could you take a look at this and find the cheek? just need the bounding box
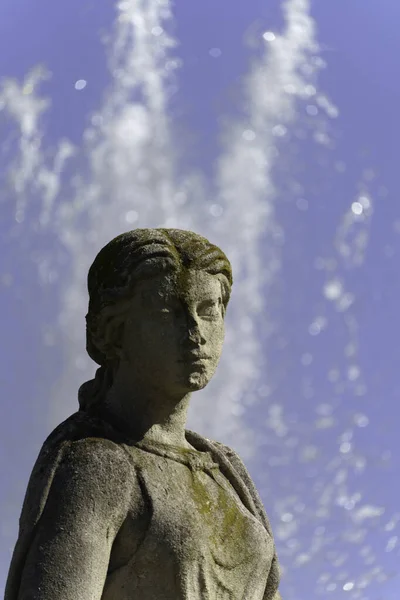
[138,319,182,355]
[206,320,225,352]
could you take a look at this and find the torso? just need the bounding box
[102,441,272,600]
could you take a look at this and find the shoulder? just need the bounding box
[52,432,136,501]
[39,410,133,476]
[59,437,132,481]
[23,416,135,528]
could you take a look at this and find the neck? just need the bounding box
[102,368,192,448]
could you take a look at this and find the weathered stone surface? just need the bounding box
[5,229,282,599]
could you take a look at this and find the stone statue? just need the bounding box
[5,228,282,600]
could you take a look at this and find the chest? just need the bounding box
[108,456,272,574]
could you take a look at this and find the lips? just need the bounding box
[178,352,211,362]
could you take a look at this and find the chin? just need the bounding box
[186,372,211,392]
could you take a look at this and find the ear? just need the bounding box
[103,314,127,363]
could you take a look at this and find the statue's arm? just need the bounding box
[16,439,131,600]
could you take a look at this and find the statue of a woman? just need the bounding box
[5,228,282,600]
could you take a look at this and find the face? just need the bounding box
[117,269,226,396]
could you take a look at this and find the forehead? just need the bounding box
[137,270,222,301]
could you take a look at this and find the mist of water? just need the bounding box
[0,0,321,447]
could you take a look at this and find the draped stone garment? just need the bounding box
[5,410,281,600]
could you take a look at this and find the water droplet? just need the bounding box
[343,582,354,591]
[359,195,371,211]
[23,83,34,95]
[281,513,294,523]
[316,416,336,429]
[209,204,223,217]
[242,129,256,141]
[296,198,308,211]
[263,31,276,42]
[351,201,363,216]
[340,442,352,454]
[336,293,355,312]
[209,47,222,58]
[301,353,313,366]
[75,80,87,91]
[91,115,103,127]
[335,161,346,173]
[151,26,163,36]
[125,210,139,224]
[323,279,343,301]
[284,84,296,94]
[354,413,369,428]
[304,85,316,96]
[348,365,360,381]
[306,105,318,116]
[309,316,326,336]
[1,273,13,287]
[272,124,287,137]
[385,536,398,552]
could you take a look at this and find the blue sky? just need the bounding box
[1,1,400,598]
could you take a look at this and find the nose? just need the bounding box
[185,313,205,345]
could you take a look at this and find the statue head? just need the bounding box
[78,228,233,412]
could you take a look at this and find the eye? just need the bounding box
[197,300,221,319]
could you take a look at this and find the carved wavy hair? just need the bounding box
[78,228,233,412]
